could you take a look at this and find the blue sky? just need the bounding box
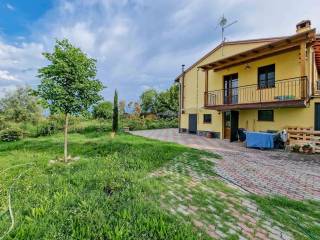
[0,0,319,102]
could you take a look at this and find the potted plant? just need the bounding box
[302,144,313,154]
[292,144,301,153]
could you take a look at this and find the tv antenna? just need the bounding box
[216,15,238,55]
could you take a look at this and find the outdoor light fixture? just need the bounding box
[245,63,251,70]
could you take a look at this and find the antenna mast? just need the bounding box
[217,15,238,55]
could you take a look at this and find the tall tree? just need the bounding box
[119,100,126,116]
[154,84,179,117]
[0,86,42,123]
[112,90,119,132]
[35,39,103,162]
[93,101,113,120]
[140,89,157,113]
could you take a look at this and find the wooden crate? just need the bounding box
[287,127,320,153]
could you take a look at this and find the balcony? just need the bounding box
[204,77,308,110]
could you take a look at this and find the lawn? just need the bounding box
[1,127,319,240]
[0,128,216,239]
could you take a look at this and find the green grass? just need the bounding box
[0,129,215,240]
[250,195,320,240]
[1,126,320,240]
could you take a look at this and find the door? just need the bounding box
[224,111,231,140]
[224,111,239,142]
[224,74,238,104]
[189,114,197,134]
[316,103,320,131]
[230,111,239,142]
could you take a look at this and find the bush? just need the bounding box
[123,117,178,131]
[0,128,24,142]
[36,121,59,137]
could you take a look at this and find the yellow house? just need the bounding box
[176,20,320,141]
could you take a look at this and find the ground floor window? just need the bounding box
[203,114,212,124]
[258,110,274,122]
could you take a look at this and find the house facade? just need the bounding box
[176,20,320,141]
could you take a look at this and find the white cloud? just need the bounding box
[6,3,15,11]
[0,70,17,81]
[0,40,44,93]
[2,0,320,101]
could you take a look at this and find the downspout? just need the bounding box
[178,80,181,133]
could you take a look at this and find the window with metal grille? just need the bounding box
[258,64,275,89]
[258,110,274,122]
[203,114,212,124]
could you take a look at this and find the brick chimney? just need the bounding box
[296,20,311,33]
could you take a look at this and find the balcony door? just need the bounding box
[224,74,238,104]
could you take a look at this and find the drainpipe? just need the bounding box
[197,67,199,135]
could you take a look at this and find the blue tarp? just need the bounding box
[246,131,275,149]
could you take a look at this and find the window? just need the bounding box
[258,110,274,122]
[258,64,275,89]
[203,114,212,124]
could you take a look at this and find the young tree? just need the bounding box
[35,39,103,162]
[92,101,113,120]
[112,90,119,132]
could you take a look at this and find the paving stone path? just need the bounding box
[149,153,294,240]
[132,129,320,201]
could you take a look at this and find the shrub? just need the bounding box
[123,117,178,131]
[36,121,59,137]
[0,128,24,142]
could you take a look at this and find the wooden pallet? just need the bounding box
[287,127,320,153]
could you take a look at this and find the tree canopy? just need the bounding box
[0,86,42,123]
[35,39,104,115]
[139,84,178,118]
[93,101,113,120]
[140,89,157,114]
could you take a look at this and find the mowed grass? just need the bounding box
[0,129,217,240]
[250,195,320,240]
[1,127,320,240]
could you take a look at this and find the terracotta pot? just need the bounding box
[302,146,313,154]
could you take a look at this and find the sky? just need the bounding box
[0,0,319,102]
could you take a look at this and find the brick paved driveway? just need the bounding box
[131,128,320,201]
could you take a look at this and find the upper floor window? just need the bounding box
[258,64,275,89]
[203,114,212,124]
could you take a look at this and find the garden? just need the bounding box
[1,39,319,240]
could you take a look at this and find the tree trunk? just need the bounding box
[64,113,69,162]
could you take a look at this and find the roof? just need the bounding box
[174,36,286,82]
[199,28,316,72]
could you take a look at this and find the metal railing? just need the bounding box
[204,76,308,107]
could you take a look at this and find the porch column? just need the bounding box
[300,42,307,98]
[204,69,209,106]
[300,42,307,76]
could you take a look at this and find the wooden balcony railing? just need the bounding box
[204,76,308,109]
